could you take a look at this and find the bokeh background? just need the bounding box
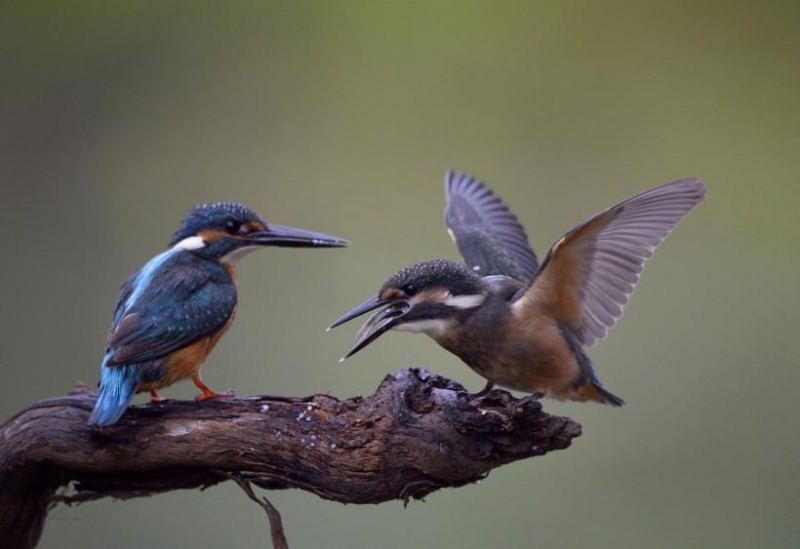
[2,2,798,548]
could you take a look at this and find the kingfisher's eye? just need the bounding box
[402,284,417,297]
[224,220,242,234]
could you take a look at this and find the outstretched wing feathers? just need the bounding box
[514,178,706,347]
[444,170,538,282]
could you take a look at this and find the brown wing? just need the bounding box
[513,178,706,347]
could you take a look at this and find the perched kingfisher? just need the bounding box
[330,172,705,405]
[88,202,348,427]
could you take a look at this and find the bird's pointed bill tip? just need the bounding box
[251,225,349,248]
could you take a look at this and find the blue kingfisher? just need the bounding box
[88,202,348,427]
[329,171,705,405]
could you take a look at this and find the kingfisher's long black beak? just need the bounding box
[328,295,410,361]
[246,224,349,248]
[329,295,388,330]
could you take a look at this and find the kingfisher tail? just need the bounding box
[88,363,140,427]
[588,382,626,407]
[562,381,626,406]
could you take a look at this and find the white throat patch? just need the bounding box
[221,245,259,264]
[394,318,454,336]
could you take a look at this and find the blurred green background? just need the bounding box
[1,1,798,548]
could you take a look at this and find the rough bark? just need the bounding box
[0,368,581,549]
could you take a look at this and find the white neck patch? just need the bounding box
[173,235,206,251]
[443,293,485,309]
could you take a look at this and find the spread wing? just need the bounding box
[444,170,538,282]
[105,258,237,366]
[513,178,706,347]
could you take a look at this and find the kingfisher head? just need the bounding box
[169,202,348,262]
[329,259,488,360]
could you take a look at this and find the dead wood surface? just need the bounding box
[0,368,581,549]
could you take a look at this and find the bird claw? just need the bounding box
[465,381,495,401]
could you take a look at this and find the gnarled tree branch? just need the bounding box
[0,368,581,549]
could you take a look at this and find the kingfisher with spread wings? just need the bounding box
[329,171,705,405]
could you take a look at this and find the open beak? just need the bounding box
[245,224,349,248]
[328,295,410,360]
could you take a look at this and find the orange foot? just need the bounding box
[193,378,234,402]
[149,390,166,404]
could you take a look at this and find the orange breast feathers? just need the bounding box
[139,311,236,391]
[470,311,581,394]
